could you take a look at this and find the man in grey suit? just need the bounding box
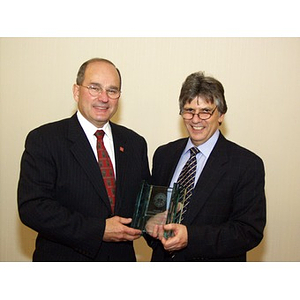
[18,58,150,261]
[147,72,266,261]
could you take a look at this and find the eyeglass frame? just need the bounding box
[180,106,218,120]
[79,84,121,99]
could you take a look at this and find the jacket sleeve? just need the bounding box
[17,128,105,259]
[186,155,266,260]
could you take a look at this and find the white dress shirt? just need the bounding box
[76,111,116,177]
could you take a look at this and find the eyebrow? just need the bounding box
[89,82,120,90]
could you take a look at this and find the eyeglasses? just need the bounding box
[80,85,121,99]
[181,106,218,120]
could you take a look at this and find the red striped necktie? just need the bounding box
[94,130,116,213]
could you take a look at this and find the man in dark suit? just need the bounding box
[18,58,150,261]
[147,72,266,261]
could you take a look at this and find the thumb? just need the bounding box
[164,223,176,231]
[119,217,132,225]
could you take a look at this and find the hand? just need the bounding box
[160,223,188,252]
[148,224,165,240]
[145,211,167,236]
[103,216,142,242]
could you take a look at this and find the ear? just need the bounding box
[73,84,79,103]
[218,113,225,125]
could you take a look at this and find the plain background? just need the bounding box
[0,37,299,262]
[1,2,299,299]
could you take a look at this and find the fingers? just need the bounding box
[144,211,168,236]
[157,225,165,240]
[119,217,132,225]
[147,224,164,239]
[161,224,188,251]
[163,223,176,231]
[103,216,142,242]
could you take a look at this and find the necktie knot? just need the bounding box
[95,130,105,140]
[190,147,200,156]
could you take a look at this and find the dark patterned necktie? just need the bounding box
[177,147,200,221]
[95,130,116,213]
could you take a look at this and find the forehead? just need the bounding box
[84,61,120,86]
[184,96,214,108]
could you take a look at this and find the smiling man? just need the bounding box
[18,58,150,261]
[147,71,266,262]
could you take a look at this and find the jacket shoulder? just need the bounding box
[28,116,73,135]
[110,122,147,143]
[217,134,264,165]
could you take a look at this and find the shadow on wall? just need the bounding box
[247,234,267,262]
[17,219,37,261]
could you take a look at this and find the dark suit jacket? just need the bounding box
[18,114,150,261]
[149,132,266,262]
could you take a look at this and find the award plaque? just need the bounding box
[131,181,186,236]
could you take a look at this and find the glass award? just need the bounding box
[131,181,186,236]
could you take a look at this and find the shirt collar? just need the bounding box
[185,130,220,158]
[76,110,113,140]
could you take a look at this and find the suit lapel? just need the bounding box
[168,140,188,186]
[162,139,188,187]
[183,134,229,224]
[67,115,112,212]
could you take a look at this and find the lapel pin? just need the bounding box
[119,146,124,152]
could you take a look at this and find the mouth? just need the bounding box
[93,105,109,111]
[191,125,205,131]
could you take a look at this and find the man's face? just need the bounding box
[182,96,224,146]
[73,61,120,128]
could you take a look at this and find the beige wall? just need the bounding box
[0,37,299,261]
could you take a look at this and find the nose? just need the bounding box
[97,90,109,102]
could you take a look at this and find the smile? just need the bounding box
[94,105,108,110]
[192,125,204,130]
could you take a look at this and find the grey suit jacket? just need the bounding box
[149,132,266,261]
[18,114,150,261]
